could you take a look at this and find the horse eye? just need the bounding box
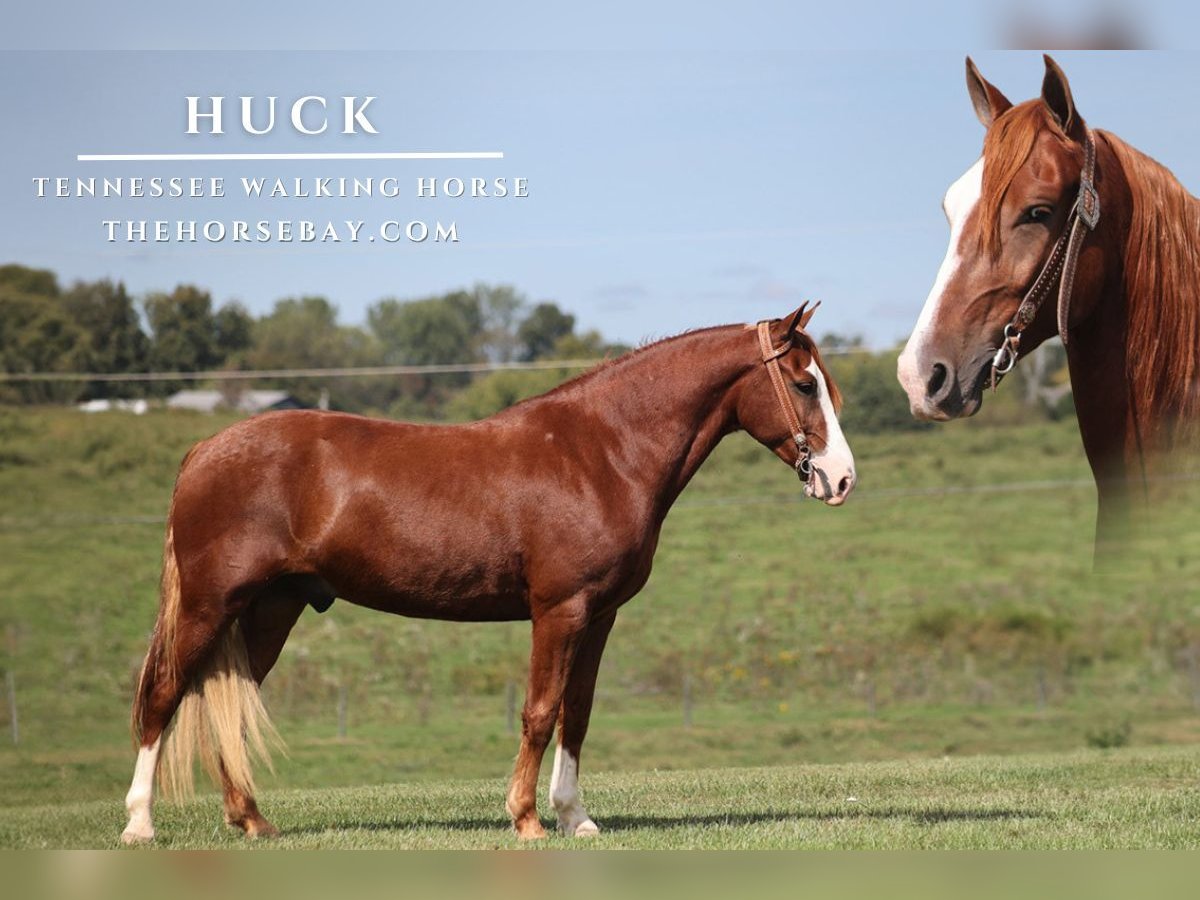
[1022,204,1054,224]
[795,381,817,397]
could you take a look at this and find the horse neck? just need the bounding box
[1066,285,1138,547]
[537,327,756,506]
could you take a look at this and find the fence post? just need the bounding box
[1187,643,1200,711]
[682,674,693,728]
[5,670,17,746]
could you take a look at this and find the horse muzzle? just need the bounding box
[898,354,988,421]
[805,462,856,506]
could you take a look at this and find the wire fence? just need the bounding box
[0,346,885,383]
[0,476,1107,533]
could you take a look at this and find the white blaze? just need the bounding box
[549,744,599,837]
[897,158,984,401]
[122,737,161,844]
[805,361,856,504]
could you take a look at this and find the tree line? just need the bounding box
[0,263,1070,428]
[0,264,623,417]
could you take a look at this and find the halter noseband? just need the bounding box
[756,320,813,479]
[990,127,1100,389]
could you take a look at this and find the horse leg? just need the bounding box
[123,587,236,844]
[217,587,308,838]
[506,604,588,840]
[124,528,290,844]
[550,610,616,837]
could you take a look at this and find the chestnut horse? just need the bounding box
[898,55,1200,554]
[121,304,856,844]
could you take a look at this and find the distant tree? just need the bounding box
[368,291,482,367]
[367,290,486,412]
[517,303,575,361]
[817,332,866,352]
[238,296,378,409]
[445,366,576,421]
[60,279,148,398]
[821,347,930,435]
[0,264,59,299]
[213,301,255,361]
[550,329,628,360]
[474,284,526,363]
[446,329,629,421]
[0,273,91,404]
[143,285,221,375]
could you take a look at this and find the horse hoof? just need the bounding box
[244,819,280,839]
[515,820,548,841]
[120,826,154,845]
[571,819,600,838]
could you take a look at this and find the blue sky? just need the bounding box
[2,47,1198,348]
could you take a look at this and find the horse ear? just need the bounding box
[966,57,1012,128]
[1042,54,1084,139]
[786,300,821,337]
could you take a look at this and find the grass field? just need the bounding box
[2,402,1200,848]
[4,745,1199,849]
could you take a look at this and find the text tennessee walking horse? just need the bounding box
[122,304,856,844]
[897,55,1200,554]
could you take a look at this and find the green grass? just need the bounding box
[2,404,1200,848]
[4,745,1199,848]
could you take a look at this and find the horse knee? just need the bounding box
[521,701,558,743]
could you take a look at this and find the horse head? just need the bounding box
[898,55,1109,421]
[741,302,857,505]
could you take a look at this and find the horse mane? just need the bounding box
[975,101,1070,256]
[979,101,1200,442]
[505,322,842,412]
[1103,131,1200,440]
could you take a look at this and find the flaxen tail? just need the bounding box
[130,523,183,746]
[130,521,282,800]
[159,618,282,799]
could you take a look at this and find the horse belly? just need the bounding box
[315,532,533,623]
[335,585,532,622]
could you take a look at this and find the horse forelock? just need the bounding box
[976,101,1069,257]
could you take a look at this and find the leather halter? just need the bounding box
[990,127,1100,389]
[756,320,813,479]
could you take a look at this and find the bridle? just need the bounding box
[756,320,813,480]
[990,127,1101,389]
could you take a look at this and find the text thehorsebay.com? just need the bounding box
[30,95,527,245]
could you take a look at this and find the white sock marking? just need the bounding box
[549,744,598,836]
[122,738,160,843]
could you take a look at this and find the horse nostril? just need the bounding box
[926,362,949,398]
[837,476,852,496]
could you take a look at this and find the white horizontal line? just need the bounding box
[0,346,882,383]
[0,358,603,383]
[76,151,505,162]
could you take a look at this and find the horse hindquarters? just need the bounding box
[122,522,289,843]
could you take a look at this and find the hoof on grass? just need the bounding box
[120,826,154,846]
[515,819,548,841]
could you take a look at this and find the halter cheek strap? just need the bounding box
[991,127,1100,389]
[756,320,812,478]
